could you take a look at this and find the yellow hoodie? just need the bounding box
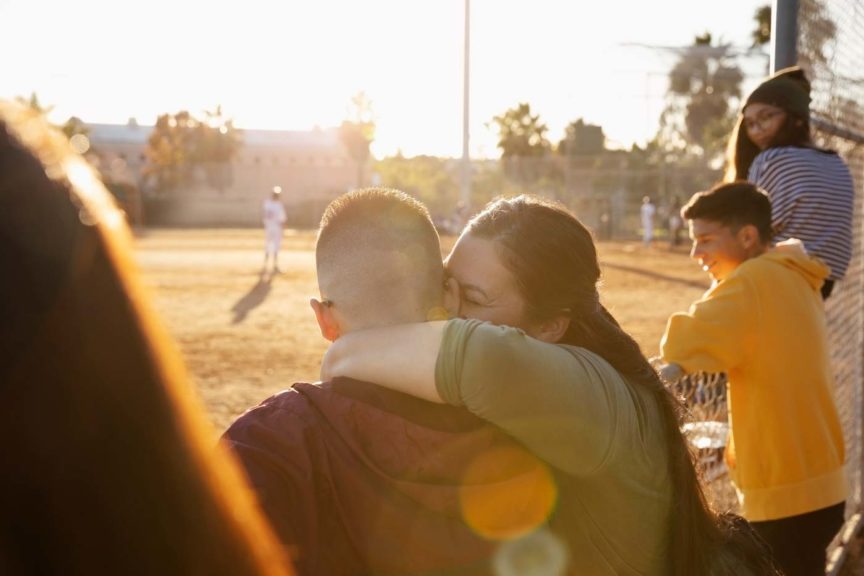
[661,244,847,522]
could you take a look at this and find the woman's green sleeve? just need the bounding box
[435,318,629,476]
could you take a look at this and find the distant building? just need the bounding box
[86,120,359,227]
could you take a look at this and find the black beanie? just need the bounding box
[744,66,811,118]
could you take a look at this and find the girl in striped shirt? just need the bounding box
[724,66,854,299]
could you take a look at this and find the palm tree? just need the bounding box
[491,103,550,159]
[15,92,54,117]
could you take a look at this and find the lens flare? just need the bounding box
[493,528,569,576]
[459,445,557,541]
[70,134,90,154]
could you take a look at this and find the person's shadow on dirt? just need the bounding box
[231,274,273,324]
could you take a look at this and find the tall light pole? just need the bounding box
[771,0,798,72]
[460,0,471,210]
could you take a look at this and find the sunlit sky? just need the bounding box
[1,0,770,158]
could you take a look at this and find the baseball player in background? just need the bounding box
[263,186,287,274]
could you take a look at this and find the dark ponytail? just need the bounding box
[569,305,721,575]
[466,195,780,575]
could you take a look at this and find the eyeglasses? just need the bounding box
[743,109,785,132]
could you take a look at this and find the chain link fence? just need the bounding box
[800,0,864,571]
[375,155,720,241]
[668,0,864,571]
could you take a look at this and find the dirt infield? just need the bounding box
[133,228,864,575]
[132,228,709,432]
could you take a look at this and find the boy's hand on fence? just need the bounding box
[656,362,684,385]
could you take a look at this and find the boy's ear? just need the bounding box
[310,298,341,342]
[737,224,761,250]
[443,276,461,318]
[532,313,571,344]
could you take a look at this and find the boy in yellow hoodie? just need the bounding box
[658,182,846,576]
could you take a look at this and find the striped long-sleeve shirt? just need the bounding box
[749,146,854,280]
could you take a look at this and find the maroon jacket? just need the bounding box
[224,378,531,575]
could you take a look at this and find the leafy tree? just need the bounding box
[61,116,88,138]
[199,106,241,163]
[471,161,530,208]
[374,154,458,218]
[558,118,605,156]
[15,92,53,116]
[798,0,837,73]
[199,105,242,191]
[145,111,193,193]
[59,116,93,157]
[751,1,836,74]
[657,33,743,161]
[14,93,90,139]
[144,108,241,193]
[15,93,90,151]
[752,5,771,47]
[339,91,376,189]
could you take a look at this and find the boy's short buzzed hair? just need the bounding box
[318,187,434,243]
[682,182,773,243]
[317,188,440,266]
[316,187,444,329]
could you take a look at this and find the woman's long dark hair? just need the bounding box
[465,195,779,576]
[724,111,812,182]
